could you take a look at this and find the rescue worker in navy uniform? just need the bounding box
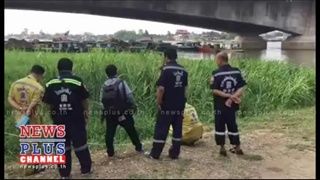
[210,51,246,156]
[146,48,188,159]
[43,58,92,179]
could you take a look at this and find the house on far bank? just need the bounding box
[136,37,153,43]
[174,29,190,41]
[5,38,34,51]
[33,39,53,51]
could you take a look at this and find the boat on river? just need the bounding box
[175,41,201,52]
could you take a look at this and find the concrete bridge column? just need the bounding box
[282,0,315,50]
[235,35,267,50]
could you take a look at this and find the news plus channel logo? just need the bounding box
[19,125,66,169]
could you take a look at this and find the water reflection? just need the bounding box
[178,42,315,68]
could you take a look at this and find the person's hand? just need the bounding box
[225,98,233,107]
[19,106,28,113]
[157,104,162,111]
[230,95,241,104]
[25,108,32,116]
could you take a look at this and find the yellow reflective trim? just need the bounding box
[64,79,81,86]
[65,80,81,86]
[46,79,61,87]
[46,78,82,87]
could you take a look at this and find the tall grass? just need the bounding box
[4,50,315,162]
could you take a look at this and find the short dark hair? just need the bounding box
[31,65,45,75]
[164,48,177,61]
[57,58,73,71]
[105,64,117,77]
[216,51,229,62]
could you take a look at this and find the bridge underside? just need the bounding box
[5,0,295,35]
[5,0,315,50]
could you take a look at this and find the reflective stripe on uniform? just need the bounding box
[215,131,226,136]
[214,71,240,77]
[163,66,185,71]
[228,132,239,136]
[64,78,82,86]
[74,144,88,152]
[153,139,166,143]
[172,138,181,141]
[46,79,61,87]
[46,78,82,87]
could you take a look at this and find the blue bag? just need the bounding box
[15,115,30,129]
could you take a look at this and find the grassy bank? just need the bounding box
[4,50,315,162]
[5,106,315,179]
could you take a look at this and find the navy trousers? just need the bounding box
[214,108,240,146]
[57,121,92,177]
[150,110,183,159]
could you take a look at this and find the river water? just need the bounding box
[178,42,315,68]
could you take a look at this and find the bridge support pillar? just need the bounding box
[281,35,315,50]
[235,35,267,50]
[282,0,315,50]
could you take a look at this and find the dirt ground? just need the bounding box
[5,108,315,179]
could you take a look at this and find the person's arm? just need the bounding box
[7,83,25,111]
[26,88,44,116]
[82,98,89,124]
[210,71,223,98]
[234,69,247,98]
[229,70,247,102]
[232,87,245,98]
[156,86,165,110]
[99,85,104,106]
[122,81,135,105]
[155,69,167,110]
[213,89,232,98]
[8,96,26,111]
[127,93,135,105]
[79,80,90,125]
[25,101,39,116]
[184,72,188,101]
[184,88,188,99]
[121,81,137,115]
[99,85,105,122]
[42,85,53,119]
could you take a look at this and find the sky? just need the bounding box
[5,9,218,35]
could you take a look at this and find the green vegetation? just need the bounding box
[4,50,315,163]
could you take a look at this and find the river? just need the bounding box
[178,42,315,68]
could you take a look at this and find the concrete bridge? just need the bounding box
[5,0,315,50]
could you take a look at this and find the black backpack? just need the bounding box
[101,79,128,114]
